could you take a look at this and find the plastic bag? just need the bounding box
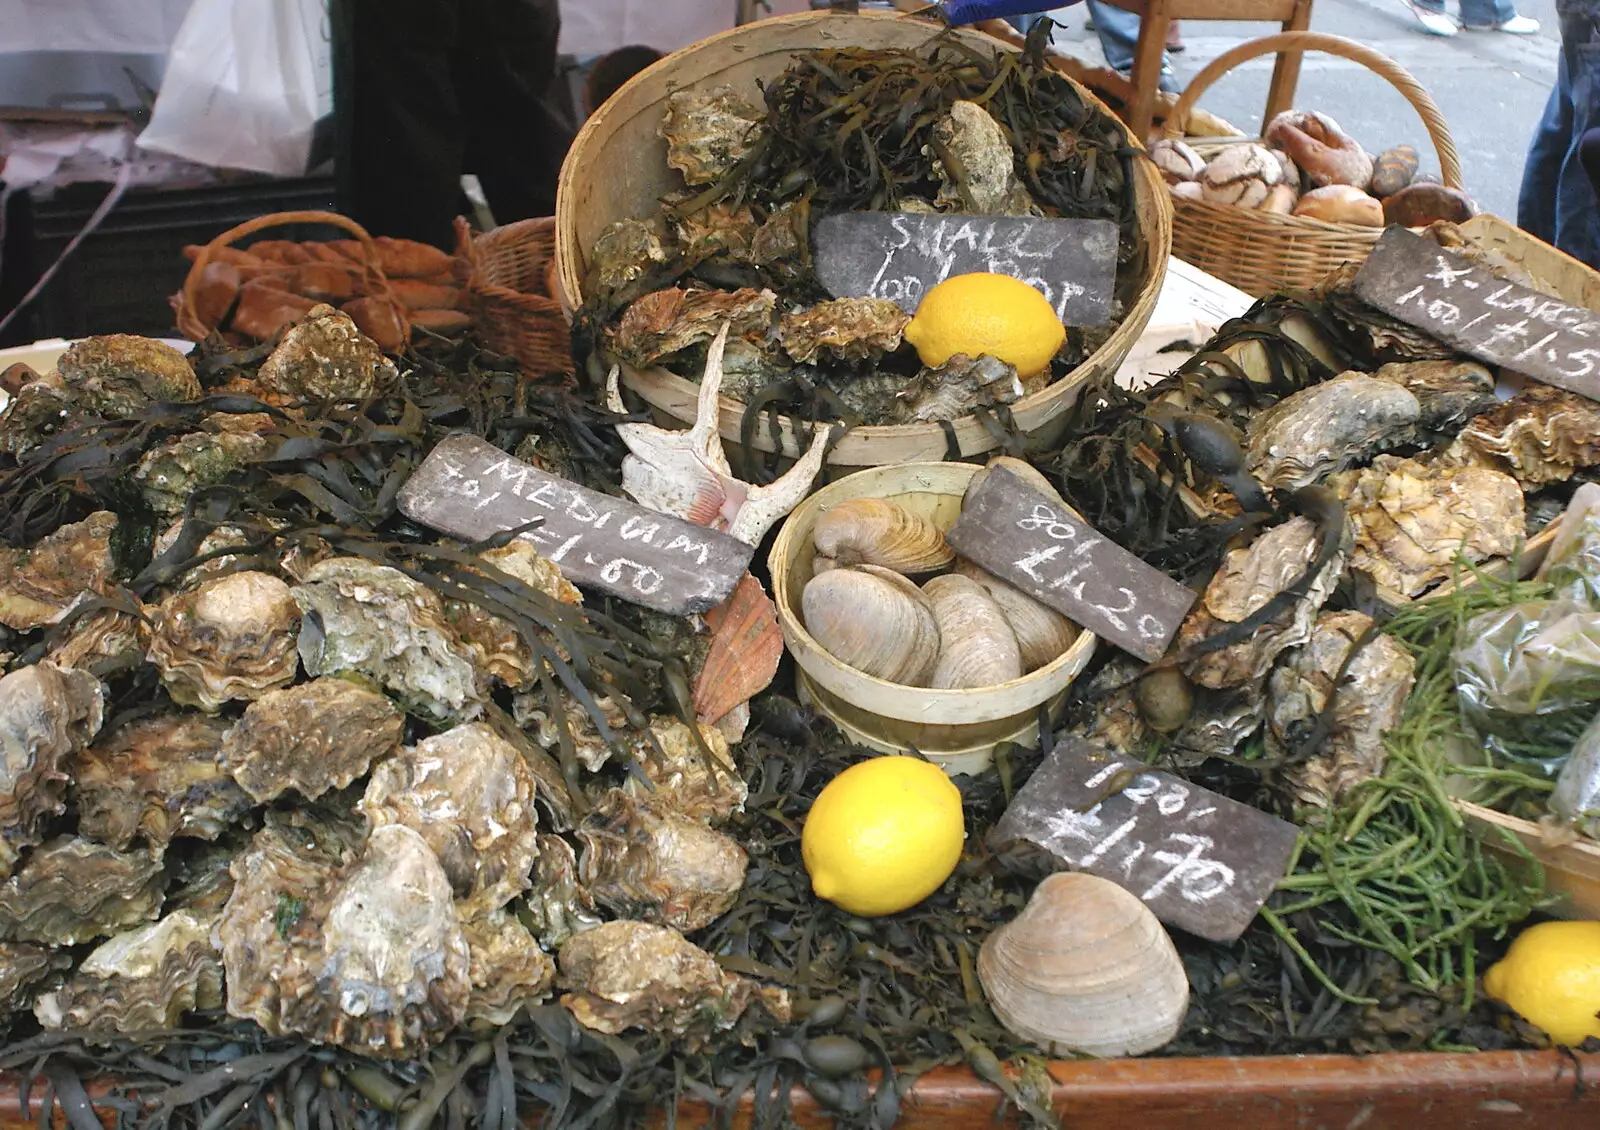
[1536,482,1600,604]
[136,0,332,177]
[1550,710,1600,840]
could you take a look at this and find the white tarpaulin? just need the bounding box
[557,0,813,58]
[0,0,195,54]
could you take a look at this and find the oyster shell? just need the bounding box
[461,909,555,1026]
[0,837,164,945]
[257,305,399,401]
[149,520,272,590]
[74,713,248,852]
[520,690,632,775]
[0,943,69,1020]
[447,540,583,691]
[218,822,471,1058]
[146,570,301,712]
[558,920,788,1048]
[622,716,748,825]
[134,430,274,515]
[611,286,775,369]
[588,217,672,297]
[167,837,242,918]
[1444,385,1600,487]
[1371,359,1496,435]
[1328,455,1524,598]
[0,661,104,879]
[0,372,88,457]
[1178,516,1346,689]
[56,335,201,418]
[927,101,1037,216]
[889,354,1023,424]
[360,722,541,920]
[670,200,759,262]
[660,87,765,187]
[292,557,484,722]
[34,910,222,1038]
[219,676,403,803]
[778,298,910,366]
[47,603,145,677]
[524,833,601,951]
[577,789,747,933]
[0,511,117,631]
[1266,611,1416,809]
[1245,374,1420,490]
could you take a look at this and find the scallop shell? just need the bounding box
[812,498,954,575]
[258,305,399,401]
[145,570,301,712]
[0,662,104,879]
[953,560,1079,672]
[0,511,116,631]
[0,837,165,946]
[219,676,402,804]
[801,564,940,686]
[1245,373,1420,490]
[923,573,1023,690]
[977,872,1188,1058]
[461,909,555,1027]
[692,573,782,729]
[622,716,748,826]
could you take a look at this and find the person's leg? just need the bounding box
[1547,7,1600,264]
[1400,0,1459,35]
[1521,45,1574,246]
[1086,0,1175,92]
[1461,0,1539,31]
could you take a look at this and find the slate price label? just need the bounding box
[990,737,1300,942]
[813,212,1118,326]
[946,467,1196,662]
[397,434,753,616]
[1354,226,1600,401]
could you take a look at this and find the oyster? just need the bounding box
[0,511,116,631]
[47,603,145,677]
[0,837,164,945]
[0,943,69,1020]
[167,838,242,918]
[660,87,765,187]
[74,713,248,852]
[146,570,301,712]
[360,723,541,920]
[461,909,555,1026]
[149,521,274,589]
[577,789,747,932]
[611,286,775,368]
[34,910,222,1038]
[448,540,583,691]
[56,335,201,417]
[292,557,484,721]
[623,716,748,825]
[1266,611,1416,809]
[219,676,403,803]
[0,372,87,457]
[1445,385,1600,487]
[257,304,399,401]
[1170,681,1270,762]
[927,101,1037,216]
[520,690,632,775]
[1371,359,1496,435]
[716,337,793,405]
[889,354,1022,424]
[670,200,758,262]
[218,822,471,1058]
[588,217,672,297]
[558,920,787,1048]
[778,298,910,365]
[1329,455,1524,598]
[1245,374,1420,490]
[133,430,274,516]
[0,662,104,878]
[749,202,806,272]
[1178,516,1346,689]
[524,833,601,951]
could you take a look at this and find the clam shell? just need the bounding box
[978,873,1188,1058]
[801,565,940,686]
[953,559,1078,672]
[923,574,1023,690]
[811,498,954,576]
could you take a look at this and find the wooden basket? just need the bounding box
[554,9,1172,468]
[456,216,574,377]
[768,462,1097,776]
[1161,32,1463,297]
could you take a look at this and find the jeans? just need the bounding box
[1520,1,1600,267]
[1413,0,1516,24]
[1086,0,1175,90]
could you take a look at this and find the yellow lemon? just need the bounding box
[1483,920,1600,1046]
[802,755,964,917]
[903,272,1066,378]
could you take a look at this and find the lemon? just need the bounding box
[903,273,1066,378]
[1483,920,1600,1046]
[802,755,965,917]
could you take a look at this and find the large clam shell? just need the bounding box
[801,564,940,686]
[978,872,1188,1058]
[811,498,954,576]
[953,559,1078,673]
[923,574,1023,690]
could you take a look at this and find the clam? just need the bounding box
[801,565,940,686]
[953,559,1078,672]
[962,456,1069,512]
[811,498,954,576]
[923,574,1023,690]
[978,873,1188,1058]
[145,570,301,712]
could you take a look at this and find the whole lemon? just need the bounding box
[903,273,1066,378]
[802,755,964,917]
[1483,920,1600,1046]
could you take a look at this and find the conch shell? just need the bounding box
[954,560,1078,672]
[811,498,954,575]
[923,574,1022,690]
[977,872,1188,1058]
[801,565,940,686]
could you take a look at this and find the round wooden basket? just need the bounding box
[455,216,574,377]
[1161,32,1463,297]
[554,9,1171,469]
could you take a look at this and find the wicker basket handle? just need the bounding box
[176,210,409,343]
[1159,31,1462,191]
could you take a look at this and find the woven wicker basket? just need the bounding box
[456,216,573,378]
[1162,32,1463,297]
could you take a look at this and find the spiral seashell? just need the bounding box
[978,873,1188,1058]
[811,498,953,576]
[801,565,939,686]
[923,574,1023,690]
[953,560,1078,672]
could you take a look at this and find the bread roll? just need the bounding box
[1199,144,1282,208]
[1170,180,1205,201]
[1260,183,1298,214]
[372,237,455,279]
[1382,182,1476,227]
[1148,138,1206,184]
[1371,145,1420,198]
[285,263,357,302]
[192,261,242,331]
[390,278,462,311]
[409,308,472,334]
[342,296,408,352]
[1264,110,1373,191]
[232,280,318,340]
[1292,184,1384,227]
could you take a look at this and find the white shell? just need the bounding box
[977,873,1188,1058]
[1199,143,1282,208]
[923,574,1022,690]
[801,565,940,686]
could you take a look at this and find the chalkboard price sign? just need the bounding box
[813,212,1118,327]
[1354,227,1600,401]
[398,435,753,616]
[946,467,1196,662]
[990,737,1300,942]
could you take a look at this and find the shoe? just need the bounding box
[1464,14,1540,32]
[1166,22,1186,52]
[1401,0,1459,34]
